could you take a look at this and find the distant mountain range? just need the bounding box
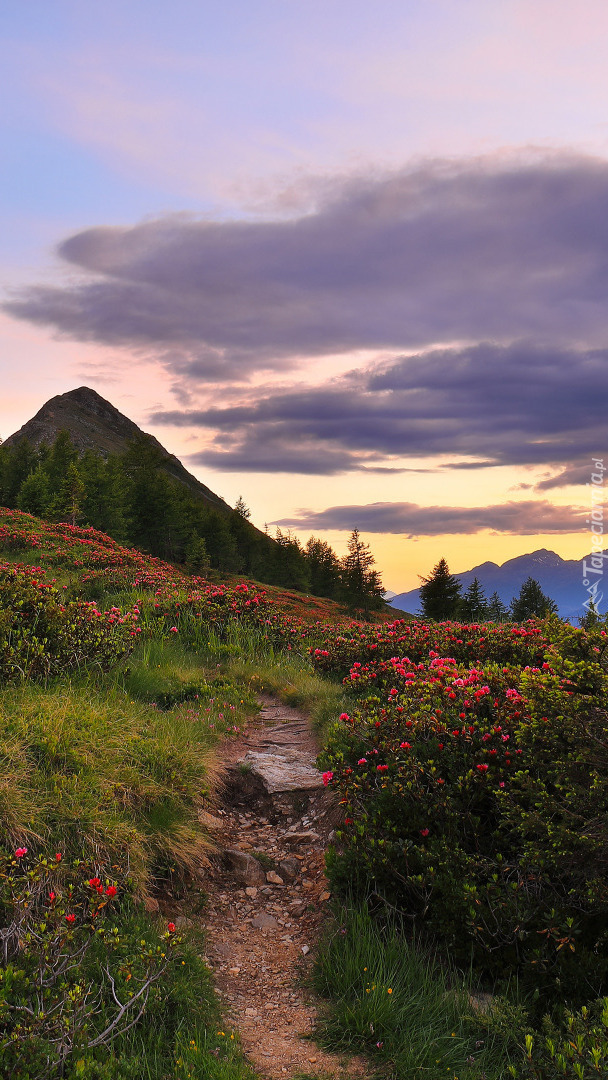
[389,548,604,621]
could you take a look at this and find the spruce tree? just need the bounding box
[459,577,488,623]
[487,591,510,623]
[340,529,384,613]
[418,558,461,620]
[510,577,558,620]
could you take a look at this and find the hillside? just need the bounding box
[3,385,231,513]
[390,547,599,621]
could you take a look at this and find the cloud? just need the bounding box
[153,340,608,472]
[535,462,602,489]
[275,500,583,536]
[8,152,608,382]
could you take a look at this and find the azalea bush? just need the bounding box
[0,847,181,1078]
[0,563,134,681]
[321,625,608,1008]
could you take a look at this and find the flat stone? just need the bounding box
[223,849,266,886]
[266,870,284,885]
[239,750,324,794]
[175,916,194,928]
[286,831,320,847]
[251,912,280,929]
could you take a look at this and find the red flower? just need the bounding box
[106,885,117,897]
[65,913,76,923]
[14,847,27,858]
[48,892,56,904]
[168,922,176,933]
[420,828,430,837]
[377,764,389,772]
[89,877,101,889]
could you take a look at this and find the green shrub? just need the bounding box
[508,1000,608,1078]
[0,564,133,682]
[0,847,180,1078]
[321,637,608,1009]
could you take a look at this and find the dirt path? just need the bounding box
[198,697,367,1080]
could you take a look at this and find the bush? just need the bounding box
[0,564,133,682]
[320,629,608,1009]
[0,847,180,1078]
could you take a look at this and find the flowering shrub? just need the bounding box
[0,847,181,1078]
[0,564,134,681]
[321,626,608,1007]
[310,619,555,680]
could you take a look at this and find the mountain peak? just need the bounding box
[4,386,231,513]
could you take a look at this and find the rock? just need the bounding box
[286,831,319,847]
[239,750,325,794]
[245,886,258,898]
[279,857,300,880]
[319,891,331,902]
[223,849,266,886]
[251,912,280,929]
[175,916,194,928]
[266,870,284,885]
[301,944,310,955]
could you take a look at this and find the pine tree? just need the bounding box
[16,465,51,517]
[185,532,211,575]
[340,529,384,613]
[305,537,341,598]
[234,496,251,520]
[418,558,461,620]
[510,577,558,621]
[487,591,510,623]
[459,577,488,623]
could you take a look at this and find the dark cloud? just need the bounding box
[7,153,608,379]
[153,340,608,472]
[535,461,603,490]
[275,500,583,536]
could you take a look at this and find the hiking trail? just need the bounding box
[198,695,367,1080]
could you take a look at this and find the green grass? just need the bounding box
[312,903,516,1080]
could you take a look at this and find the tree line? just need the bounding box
[418,557,558,622]
[0,432,385,612]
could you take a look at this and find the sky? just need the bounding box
[2,0,607,592]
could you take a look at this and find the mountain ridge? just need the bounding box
[3,385,232,514]
[389,547,602,621]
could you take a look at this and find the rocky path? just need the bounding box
[199,697,367,1080]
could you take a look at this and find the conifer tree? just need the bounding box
[340,529,384,613]
[458,577,488,622]
[418,558,461,620]
[487,591,510,623]
[510,577,558,620]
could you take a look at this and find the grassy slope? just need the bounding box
[0,507,540,1080]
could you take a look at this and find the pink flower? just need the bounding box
[357,758,367,765]
[322,771,334,786]
[169,626,178,633]
[339,713,350,721]
[14,847,27,858]
[399,742,411,749]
